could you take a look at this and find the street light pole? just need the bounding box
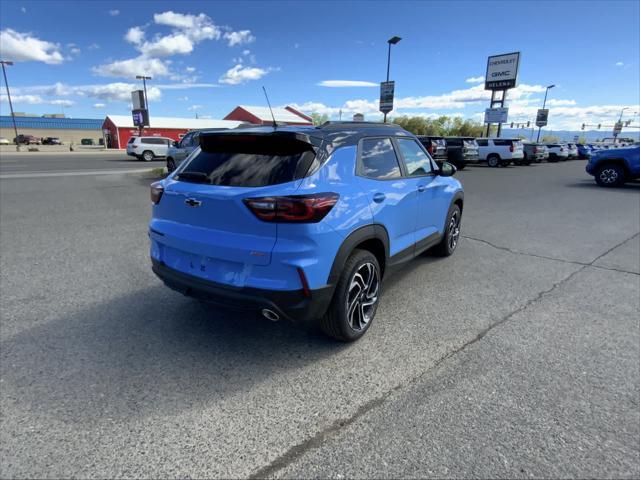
[614,107,630,143]
[536,84,555,142]
[383,36,401,123]
[1,60,20,151]
[136,75,152,130]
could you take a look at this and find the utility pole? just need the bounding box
[1,60,20,151]
[536,84,555,142]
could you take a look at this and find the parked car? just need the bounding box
[566,142,579,159]
[522,142,548,164]
[13,134,40,145]
[444,136,479,170]
[126,136,173,161]
[476,138,524,167]
[41,137,62,145]
[0,137,10,145]
[576,144,592,159]
[545,143,569,162]
[149,122,464,341]
[586,144,640,187]
[166,128,233,173]
[417,136,448,163]
[80,138,94,145]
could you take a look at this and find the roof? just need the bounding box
[234,105,313,124]
[0,115,103,130]
[104,115,243,129]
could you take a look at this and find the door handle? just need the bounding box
[417,185,426,192]
[373,192,386,203]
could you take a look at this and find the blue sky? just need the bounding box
[0,0,638,130]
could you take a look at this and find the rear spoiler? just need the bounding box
[199,130,322,152]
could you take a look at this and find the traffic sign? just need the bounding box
[484,107,508,124]
[379,81,395,114]
[613,121,623,135]
[536,109,549,127]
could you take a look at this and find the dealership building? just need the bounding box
[223,105,313,125]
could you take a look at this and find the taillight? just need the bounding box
[427,143,434,154]
[510,144,514,152]
[243,193,339,223]
[150,181,164,204]
[131,145,138,149]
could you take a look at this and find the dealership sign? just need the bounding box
[484,107,509,124]
[132,109,149,127]
[536,109,549,127]
[485,52,520,90]
[379,81,395,114]
[613,121,623,135]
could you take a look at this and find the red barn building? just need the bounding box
[223,105,313,125]
[101,115,243,149]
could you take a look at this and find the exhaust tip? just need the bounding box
[261,308,280,322]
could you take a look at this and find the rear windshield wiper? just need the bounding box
[176,171,209,183]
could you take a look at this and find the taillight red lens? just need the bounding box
[510,144,514,152]
[244,193,339,223]
[428,143,434,154]
[150,182,164,204]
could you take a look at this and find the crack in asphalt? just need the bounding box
[463,233,640,276]
[249,231,640,478]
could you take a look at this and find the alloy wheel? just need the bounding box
[346,262,379,331]
[449,211,460,250]
[599,168,618,184]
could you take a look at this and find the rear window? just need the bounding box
[178,134,316,187]
[446,138,462,146]
[359,138,402,180]
[127,137,137,144]
[493,139,513,146]
[476,139,488,146]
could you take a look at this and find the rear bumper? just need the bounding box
[151,258,334,323]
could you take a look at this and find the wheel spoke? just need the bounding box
[346,262,380,331]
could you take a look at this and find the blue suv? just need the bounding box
[149,122,464,341]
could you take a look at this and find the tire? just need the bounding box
[432,204,462,257]
[548,154,559,163]
[487,154,500,168]
[595,163,626,187]
[142,150,154,162]
[455,163,466,171]
[320,249,381,342]
[167,157,176,173]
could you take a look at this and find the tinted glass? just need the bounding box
[127,137,136,144]
[179,134,316,187]
[447,138,462,146]
[476,139,488,146]
[360,138,402,179]
[396,138,433,176]
[493,139,512,146]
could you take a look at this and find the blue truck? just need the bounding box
[586,144,640,187]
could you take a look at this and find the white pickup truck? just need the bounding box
[544,143,569,162]
[476,138,525,167]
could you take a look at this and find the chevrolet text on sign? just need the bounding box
[485,52,520,90]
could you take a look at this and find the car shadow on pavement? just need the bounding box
[0,285,347,424]
[565,180,640,192]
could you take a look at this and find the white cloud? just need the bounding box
[187,104,203,111]
[0,94,73,107]
[21,6,26,13]
[242,49,250,56]
[109,9,120,16]
[92,56,170,78]
[0,29,64,64]
[185,66,196,72]
[223,30,255,47]
[615,61,624,66]
[87,43,100,50]
[465,76,485,83]
[124,26,145,45]
[93,103,106,108]
[140,33,194,56]
[545,99,577,106]
[69,47,81,56]
[317,80,378,88]
[219,64,269,85]
[153,11,222,41]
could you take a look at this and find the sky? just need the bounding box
[0,0,639,131]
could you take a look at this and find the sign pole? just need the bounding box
[496,90,507,138]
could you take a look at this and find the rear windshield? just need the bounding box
[127,137,137,144]
[178,134,316,187]
[463,139,477,148]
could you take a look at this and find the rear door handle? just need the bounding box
[373,192,386,203]
[417,185,426,192]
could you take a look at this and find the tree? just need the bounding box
[310,113,329,126]
[541,135,560,143]
[392,115,484,137]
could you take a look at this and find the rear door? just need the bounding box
[356,137,418,258]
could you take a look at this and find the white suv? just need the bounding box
[476,138,524,167]
[126,136,173,162]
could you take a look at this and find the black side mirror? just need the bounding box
[439,162,457,177]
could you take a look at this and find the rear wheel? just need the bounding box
[455,162,466,171]
[595,163,626,187]
[487,154,500,168]
[548,154,559,163]
[142,150,154,162]
[320,249,380,342]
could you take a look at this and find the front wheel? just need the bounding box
[432,204,461,257]
[167,158,176,173]
[487,155,500,168]
[320,249,380,342]
[595,163,626,187]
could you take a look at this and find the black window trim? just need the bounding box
[356,136,406,181]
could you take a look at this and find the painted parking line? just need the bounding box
[0,168,155,179]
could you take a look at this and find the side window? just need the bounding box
[396,138,433,176]
[181,133,193,147]
[476,139,488,147]
[493,140,510,146]
[359,138,402,180]
[192,132,200,147]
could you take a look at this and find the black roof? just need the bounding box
[200,121,413,146]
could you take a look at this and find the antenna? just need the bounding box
[262,86,277,128]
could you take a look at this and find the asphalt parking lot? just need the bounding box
[1,160,638,478]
